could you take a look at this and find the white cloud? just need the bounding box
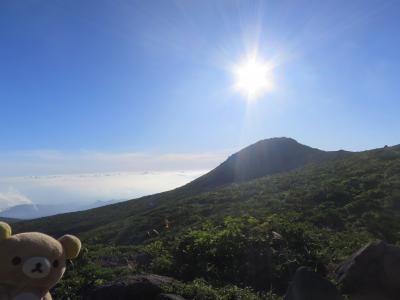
[0,150,228,177]
[0,189,33,212]
[0,170,207,206]
[0,149,230,207]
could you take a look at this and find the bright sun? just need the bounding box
[233,54,274,101]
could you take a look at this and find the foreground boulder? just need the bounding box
[242,244,273,290]
[284,267,342,300]
[336,241,400,300]
[156,294,187,300]
[84,274,175,300]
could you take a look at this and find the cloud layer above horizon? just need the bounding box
[0,150,229,210]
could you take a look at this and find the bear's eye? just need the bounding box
[12,256,21,265]
[53,260,59,268]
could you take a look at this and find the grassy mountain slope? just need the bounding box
[78,145,400,245]
[0,217,20,223]
[14,138,348,240]
[14,142,399,247]
[13,140,400,299]
[47,143,400,300]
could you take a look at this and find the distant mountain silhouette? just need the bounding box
[0,204,42,219]
[185,137,350,191]
[0,200,121,219]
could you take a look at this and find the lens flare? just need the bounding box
[232,54,275,101]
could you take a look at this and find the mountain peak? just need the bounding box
[186,137,347,191]
[253,136,299,144]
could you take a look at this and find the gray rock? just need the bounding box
[284,267,342,300]
[242,245,272,290]
[84,274,174,300]
[156,294,187,300]
[336,241,400,300]
[133,252,152,267]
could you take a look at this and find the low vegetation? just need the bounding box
[16,144,400,299]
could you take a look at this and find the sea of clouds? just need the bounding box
[0,150,229,211]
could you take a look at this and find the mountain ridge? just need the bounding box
[19,139,399,299]
[14,137,387,243]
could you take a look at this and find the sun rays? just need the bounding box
[232,52,275,102]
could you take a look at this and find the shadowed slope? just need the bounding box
[185,137,349,191]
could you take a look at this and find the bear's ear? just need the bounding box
[58,234,81,259]
[0,222,12,241]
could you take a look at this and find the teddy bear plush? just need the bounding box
[0,222,81,300]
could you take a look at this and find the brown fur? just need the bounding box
[0,222,81,300]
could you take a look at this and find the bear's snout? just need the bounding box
[22,257,51,279]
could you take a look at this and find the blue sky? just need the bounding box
[0,0,399,208]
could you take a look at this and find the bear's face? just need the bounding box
[0,222,81,295]
[0,232,66,290]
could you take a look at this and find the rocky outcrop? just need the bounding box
[133,252,153,267]
[284,267,342,300]
[156,294,187,300]
[242,245,272,290]
[83,241,400,300]
[336,241,400,300]
[84,274,176,300]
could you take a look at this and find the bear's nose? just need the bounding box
[33,262,42,272]
[22,257,51,279]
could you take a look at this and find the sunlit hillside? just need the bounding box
[15,140,400,299]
